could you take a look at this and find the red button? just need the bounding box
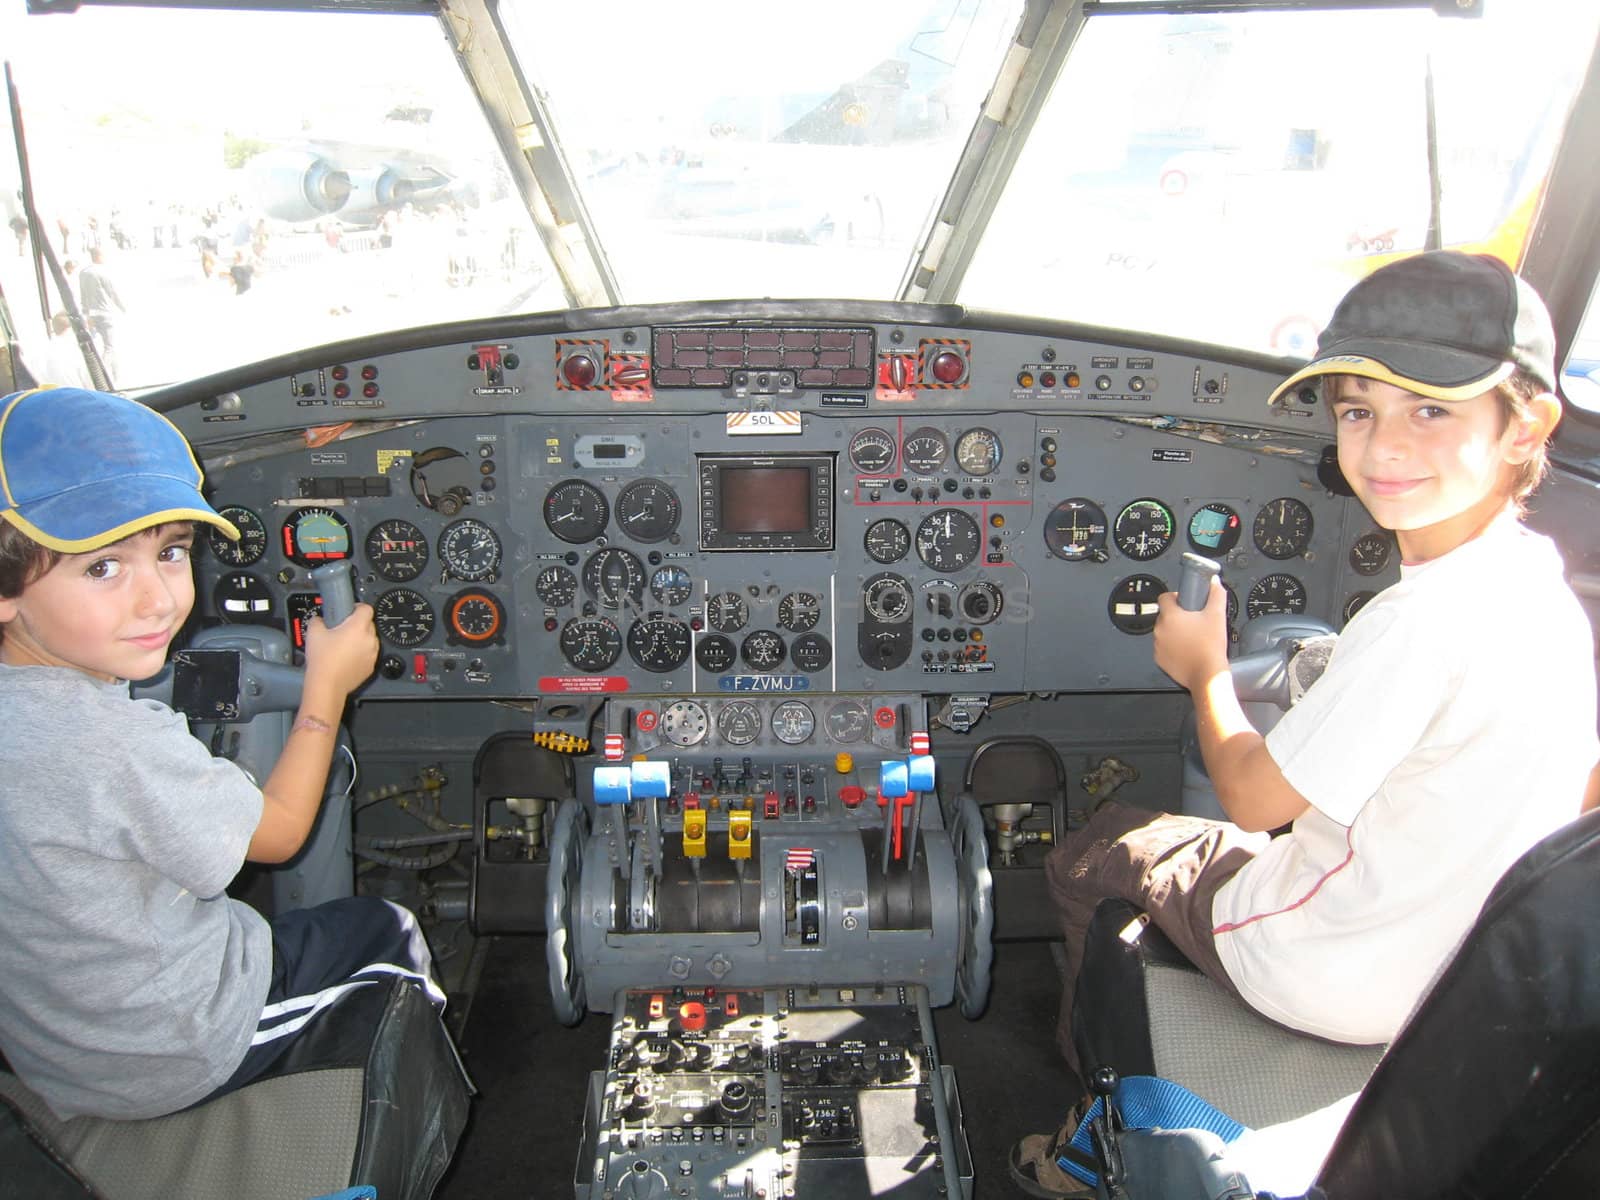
[678,1001,706,1032]
[930,349,965,384]
[562,354,598,388]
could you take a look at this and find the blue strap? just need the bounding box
[1057,1075,1250,1186]
[307,1188,377,1200]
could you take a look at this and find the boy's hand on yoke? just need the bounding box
[1153,578,1230,692]
[301,603,379,700]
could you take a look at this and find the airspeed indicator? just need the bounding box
[1112,499,1174,561]
[209,506,268,567]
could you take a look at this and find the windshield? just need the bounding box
[965,2,1600,358]
[501,0,1024,303]
[2,1,1598,393]
[0,5,562,390]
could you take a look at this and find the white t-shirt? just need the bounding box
[1211,515,1597,1044]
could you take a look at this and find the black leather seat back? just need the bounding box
[1316,809,1600,1198]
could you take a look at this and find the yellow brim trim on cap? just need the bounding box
[1267,356,1516,407]
[0,507,241,554]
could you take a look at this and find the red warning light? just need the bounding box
[562,354,598,388]
[930,350,966,384]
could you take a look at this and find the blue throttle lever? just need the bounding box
[1177,552,1222,612]
[309,561,358,627]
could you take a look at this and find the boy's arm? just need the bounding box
[1582,763,1600,814]
[1153,581,1310,833]
[247,605,379,863]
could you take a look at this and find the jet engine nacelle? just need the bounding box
[245,150,352,222]
[344,166,413,216]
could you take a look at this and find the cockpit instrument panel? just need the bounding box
[170,305,1393,702]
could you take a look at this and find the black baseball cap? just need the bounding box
[1267,251,1558,406]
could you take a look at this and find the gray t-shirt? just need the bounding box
[0,664,271,1119]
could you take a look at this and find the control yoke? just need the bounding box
[1175,553,1334,711]
[136,561,359,719]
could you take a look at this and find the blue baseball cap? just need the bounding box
[0,387,239,552]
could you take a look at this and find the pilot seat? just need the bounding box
[0,971,469,1200]
[1070,808,1600,1197]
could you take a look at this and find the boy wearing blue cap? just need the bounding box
[1012,253,1598,1197]
[0,386,442,1122]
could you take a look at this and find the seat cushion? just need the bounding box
[1074,899,1383,1129]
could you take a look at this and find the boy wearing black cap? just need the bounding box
[0,387,442,1122]
[1011,253,1597,1197]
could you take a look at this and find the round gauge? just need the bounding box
[1252,498,1314,560]
[695,633,737,673]
[706,590,749,633]
[213,571,275,624]
[915,508,982,573]
[954,428,1003,475]
[778,591,821,633]
[660,700,710,748]
[1187,502,1242,556]
[864,518,911,564]
[1350,531,1392,577]
[826,699,870,743]
[716,700,763,747]
[365,519,429,582]
[542,479,609,544]
[581,548,646,609]
[902,427,949,475]
[558,616,622,671]
[1246,573,1309,619]
[741,629,787,671]
[614,478,682,543]
[374,587,435,647]
[438,518,502,582]
[864,575,912,623]
[209,506,268,567]
[791,632,832,672]
[848,427,897,474]
[958,580,1003,625]
[1108,574,1168,635]
[1343,591,1376,624]
[535,564,578,607]
[1113,499,1175,561]
[627,615,691,672]
[281,507,352,567]
[771,700,817,746]
[650,565,694,606]
[445,589,506,645]
[1044,499,1109,562]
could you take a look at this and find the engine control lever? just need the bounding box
[1177,552,1222,612]
[310,560,357,627]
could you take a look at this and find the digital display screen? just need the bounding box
[721,467,810,533]
[593,443,627,459]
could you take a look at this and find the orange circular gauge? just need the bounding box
[446,589,505,645]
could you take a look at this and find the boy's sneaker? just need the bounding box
[1007,1096,1099,1199]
